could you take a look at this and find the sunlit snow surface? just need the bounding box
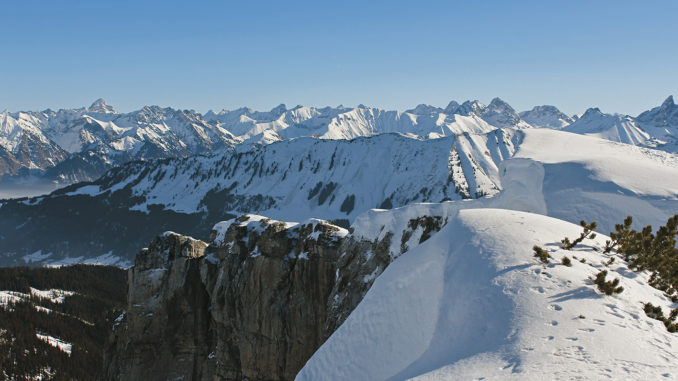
[298,209,678,380]
[35,333,72,355]
[0,288,74,307]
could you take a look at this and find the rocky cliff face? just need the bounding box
[102,214,445,380]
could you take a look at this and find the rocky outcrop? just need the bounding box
[102,213,446,380]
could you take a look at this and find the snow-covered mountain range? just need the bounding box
[91,126,678,378]
[0,99,237,193]
[2,96,678,379]
[3,96,677,197]
[2,125,678,267]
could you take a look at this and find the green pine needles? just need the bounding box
[644,303,678,333]
[605,214,678,297]
[593,270,624,295]
[533,245,550,263]
[561,220,597,249]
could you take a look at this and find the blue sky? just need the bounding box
[1,0,676,115]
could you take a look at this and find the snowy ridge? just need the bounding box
[298,209,678,380]
[0,287,75,308]
[68,130,517,222]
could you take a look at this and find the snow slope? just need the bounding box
[513,128,678,234]
[298,208,678,380]
[68,130,516,222]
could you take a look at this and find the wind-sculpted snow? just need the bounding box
[298,209,678,380]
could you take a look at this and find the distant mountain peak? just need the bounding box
[444,100,460,114]
[270,104,287,114]
[636,95,678,133]
[454,100,485,116]
[582,107,603,118]
[407,104,442,115]
[662,95,675,108]
[519,105,573,129]
[479,98,524,127]
[488,97,511,108]
[88,98,116,114]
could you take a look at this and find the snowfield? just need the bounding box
[298,209,678,380]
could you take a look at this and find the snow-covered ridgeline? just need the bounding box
[298,208,678,380]
[0,288,75,307]
[65,130,517,222]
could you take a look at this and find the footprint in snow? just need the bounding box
[549,304,563,311]
[531,286,545,294]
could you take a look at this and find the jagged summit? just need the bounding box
[269,103,287,115]
[452,100,485,116]
[487,97,511,109]
[443,100,460,114]
[406,104,442,115]
[519,104,573,129]
[480,97,523,127]
[581,107,604,117]
[637,95,678,128]
[87,98,116,114]
[662,95,675,108]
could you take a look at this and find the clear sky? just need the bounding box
[1,0,676,116]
